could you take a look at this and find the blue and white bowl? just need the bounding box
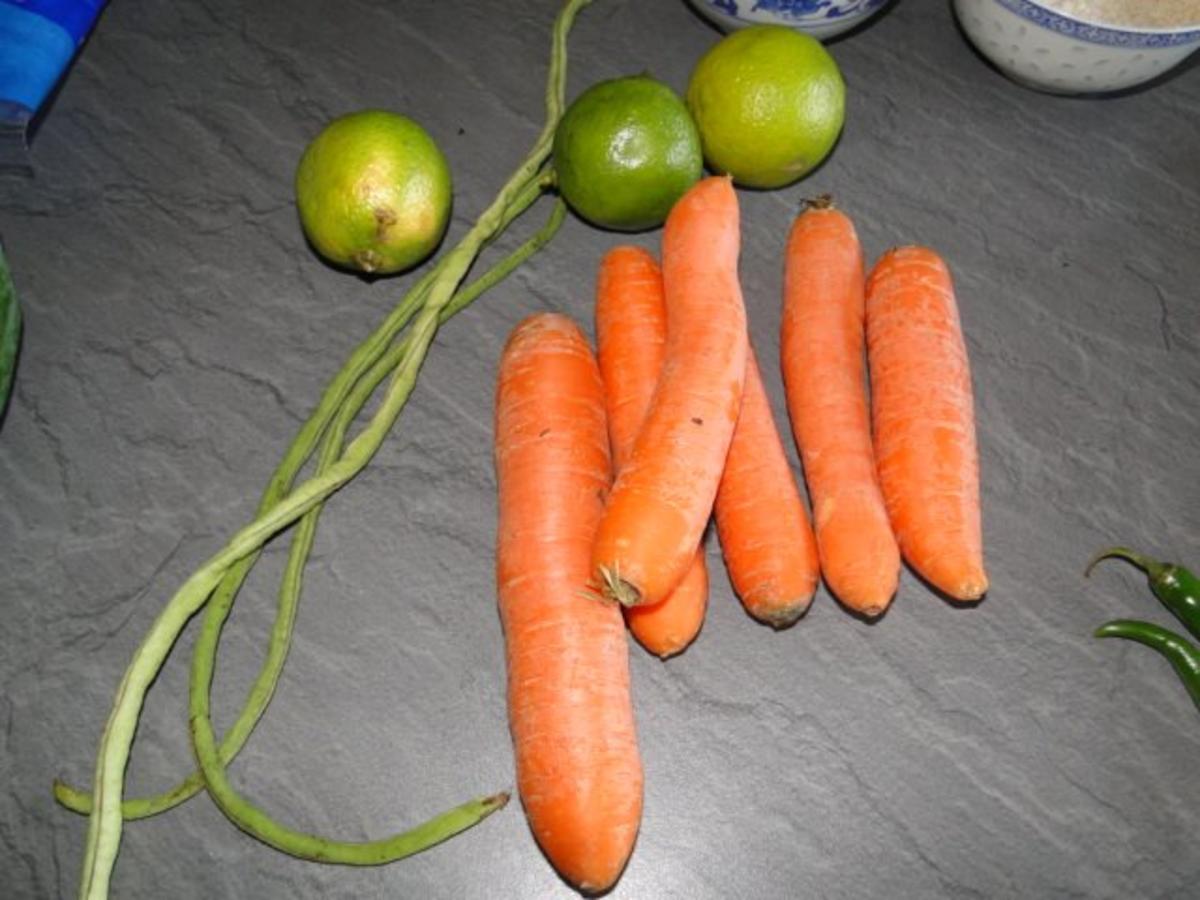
[685,0,893,41]
[953,0,1200,93]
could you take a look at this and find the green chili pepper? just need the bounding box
[1086,547,1200,641]
[1094,619,1200,712]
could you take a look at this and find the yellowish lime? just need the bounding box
[686,26,845,190]
[295,110,452,275]
[553,75,702,232]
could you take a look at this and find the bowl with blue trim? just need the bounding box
[685,0,893,41]
[953,0,1200,94]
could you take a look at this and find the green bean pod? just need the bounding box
[52,197,564,822]
[72,3,591,897]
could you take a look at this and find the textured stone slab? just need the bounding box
[1,1,1198,897]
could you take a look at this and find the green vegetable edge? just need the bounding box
[1095,618,1200,712]
[1086,545,1200,642]
[0,242,21,416]
[73,1,592,896]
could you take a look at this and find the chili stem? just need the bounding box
[1085,546,1165,581]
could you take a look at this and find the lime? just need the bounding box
[686,26,845,190]
[553,75,702,232]
[295,110,452,275]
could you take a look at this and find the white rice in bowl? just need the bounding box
[1040,0,1200,28]
[1039,0,1200,28]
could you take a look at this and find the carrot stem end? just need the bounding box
[598,565,642,608]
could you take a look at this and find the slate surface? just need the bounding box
[2,1,1199,898]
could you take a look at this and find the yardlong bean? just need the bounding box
[72,1,592,895]
[53,191,563,821]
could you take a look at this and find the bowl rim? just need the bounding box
[690,0,891,22]
[980,0,1200,40]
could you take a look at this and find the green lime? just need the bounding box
[295,110,452,275]
[686,25,845,190]
[553,75,702,232]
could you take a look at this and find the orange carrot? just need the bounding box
[714,345,820,627]
[865,246,987,601]
[592,176,747,608]
[595,245,708,657]
[494,313,643,894]
[625,558,708,657]
[781,199,900,617]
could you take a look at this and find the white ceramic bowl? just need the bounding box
[686,0,892,41]
[953,0,1200,94]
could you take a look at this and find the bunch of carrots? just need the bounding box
[492,176,987,893]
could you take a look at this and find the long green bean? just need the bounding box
[181,56,577,879]
[76,1,591,895]
[53,190,562,820]
[182,267,533,862]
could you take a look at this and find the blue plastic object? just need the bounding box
[0,0,108,171]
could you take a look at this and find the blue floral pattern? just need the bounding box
[701,0,889,24]
[750,0,888,20]
[994,0,1200,48]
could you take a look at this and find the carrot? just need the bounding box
[781,198,900,617]
[592,176,748,608]
[494,313,643,894]
[714,345,820,627]
[865,245,987,601]
[595,245,708,657]
[624,557,708,657]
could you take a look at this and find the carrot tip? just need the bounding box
[647,639,690,660]
[598,565,642,608]
[953,576,989,602]
[800,193,834,212]
[751,602,811,630]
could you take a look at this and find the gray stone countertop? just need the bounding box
[2,1,1199,898]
